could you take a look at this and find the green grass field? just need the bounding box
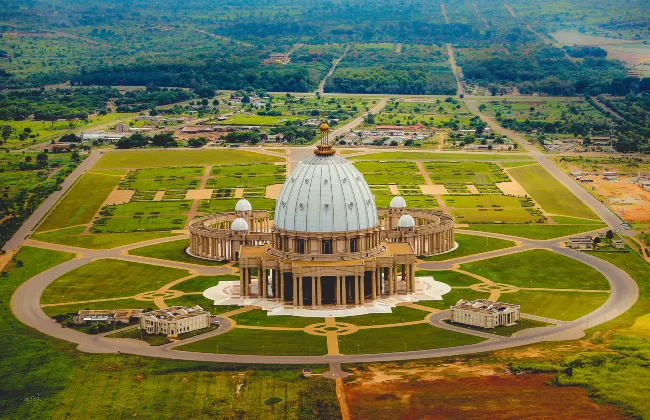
[357,152,533,162]
[94,150,281,169]
[460,249,610,290]
[32,226,176,249]
[128,239,225,266]
[108,328,171,345]
[462,223,605,240]
[416,270,482,287]
[507,164,598,219]
[415,289,490,310]
[165,294,240,314]
[445,317,552,336]
[421,233,516,261]
[42,298,152,317]
[230,310,322,328]
[337,306,429,326]
[445,195,538,223]
[41,259,190,304]
[504,290,609,321]
[169,275,238,293]
[337,324,485,354]
[177,329,328,356]
[38,172,120,232]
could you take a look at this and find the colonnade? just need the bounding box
[238,263,416,308]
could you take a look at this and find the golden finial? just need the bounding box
[315,120,335,156]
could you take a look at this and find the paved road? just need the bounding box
[2,150,104,252]
[11,228,638,364]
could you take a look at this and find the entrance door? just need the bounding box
[320,276,336,305]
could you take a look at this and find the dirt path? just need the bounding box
[440,3,450,24]
[446,43,464,96]
[591,96,625,121]
[503,3,556,45]
[473,3,490,29]
[190,28,253,47]
[336,378,351,420]
[318,43,351,94]
[416,161,434,185]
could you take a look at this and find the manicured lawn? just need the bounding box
[108,328,170,346]
[42,298,151,317]
[94,150,281,169]
[38,172,120,231]
[462,223,605,240]
[230,310,322,328]
[337,305,429,326]
[551,215,605,225]
[2,248,337,419]
[445,195,537,224]
[128,239,225,266]
[422,233,516,261]
[32,226,175,249]
[41,259,190,304]
[171,275,238,293]
[165,294,240,314]
[444,318,552,337]
[416,270,481,287]
[177,329,328,356]
[94,214,187,233]
[507,164,598,219]
[415,289,490,310]
[504,290,609,321]
[358,152,533,162]
[460,249,610,290]
[338,323,484,354]
[198,197,276,213]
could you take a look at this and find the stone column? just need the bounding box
[359,275,364,305]
[239,266,245,298]
[261,267,266,298]
[371,269,377,300]
[293,276,298,306]
[280,271,285,302]
[298,276,304,307]
[317,277,322,307]
[388,266,394,295]
[311,277,316,308]
[410,264,416,293]
[341,276,346,306]
[336,276,341,306]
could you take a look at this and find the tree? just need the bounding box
[365,113,375,124]
[24,156,32,163]
[606,230,614,240]
[188,137,207,148]
[59,133,82,143]
[36,153,48,167]
[71,150,80,162]
[1,124,13,143]
[151,132,177,148]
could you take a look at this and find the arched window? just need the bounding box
[322,240,333,254]
[297,239,305,254]
[350,238,357,253]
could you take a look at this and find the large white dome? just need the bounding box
[274,155,378,232]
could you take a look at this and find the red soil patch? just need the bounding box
[346,374,625,419]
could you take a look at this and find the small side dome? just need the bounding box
[235,198,252,212]
[390,196,407,209]
[231,218,249,231]
[320,123,329,132]
[397,214,416,228]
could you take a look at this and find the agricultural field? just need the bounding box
[325,44,457,95]
[444,194,541,224]
[93,149,282,169]
[364,97,476,129]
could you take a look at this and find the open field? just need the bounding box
[461,249,610,290]
[230,310,323,328]
[357,152,534,162]
[41,259,189,304]
[166,275,237,293]
[507,164,599,220]
[338,306,429,326]
[414,289,491,310]
[128,239,225,266]
[337,324,484,354]
[345,373,626,419]
[421,233,516,261]
[444,194,540,223]
[417,270,484,287]
[32,226,175,249]
[42,298,151,317]
[176,329,328,356]
[504,290,609,321]
[94,150,281,169]
[364,97,475,129]
[37,172,120,232]
[462,223,606,240]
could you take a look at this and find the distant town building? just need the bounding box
[612,238,626,250]
[181,126,216,134]
[73,309,143,325]
[268,53,290,64]
[451,299,520,328]
[115,124,130,133]
[140,306,210,337]
[50,144,71,152]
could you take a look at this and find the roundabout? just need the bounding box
[11,228,639,364]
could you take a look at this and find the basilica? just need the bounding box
[188,124,455,310]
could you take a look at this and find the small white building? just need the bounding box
[451,299,520,328]
[568,236,594,250]
[140,306,210,337]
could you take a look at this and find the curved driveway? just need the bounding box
[11,229,638,364]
